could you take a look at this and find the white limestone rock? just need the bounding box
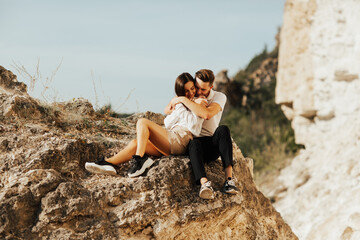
[268,0,360,239]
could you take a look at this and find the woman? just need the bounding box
[85,72,206,177]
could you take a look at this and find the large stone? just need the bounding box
[0,66,44,119]
[0,66,27,94]
[275,0,317,125]
[0,66,297,239]
[267,0,360,239]
[0,169,63,238]
[0,94,43,119]
[61,97,95,116]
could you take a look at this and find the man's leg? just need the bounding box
[188,138,208,185]
[211,125,238,194]
[188,136,220,183]
[211,125,234,177]
[188,137,218,199]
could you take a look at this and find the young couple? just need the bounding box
[85,69,238,199]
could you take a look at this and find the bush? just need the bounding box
[244,46,268,74]
[96,104,132,118]
[221,47,303,179]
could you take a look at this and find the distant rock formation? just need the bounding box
[250,58,278,90]
[214,70,234,110]
[214,69,231,92]
[214,55,278,109]
[0,66,297,239]
[214,70,242,108]
[265,0,360,239]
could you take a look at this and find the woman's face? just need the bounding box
[184,81,196,99]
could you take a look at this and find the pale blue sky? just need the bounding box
[0,0,285,113]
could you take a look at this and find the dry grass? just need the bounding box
[91,70,135,114]
[91,70,100,109]
[12,60,134,117]
[11,58,63,102]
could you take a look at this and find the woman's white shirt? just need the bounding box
[164,103,204,137]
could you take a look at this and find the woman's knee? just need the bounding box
[136,118,149,128]
[129,139,137,147]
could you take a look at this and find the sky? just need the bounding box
[0,0,285,114]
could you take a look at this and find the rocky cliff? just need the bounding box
[0,66,297,239]
[266,0,360,239]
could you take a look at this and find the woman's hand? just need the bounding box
[165,96,187,114]
[170,96,186,107]
[194,97,208,107]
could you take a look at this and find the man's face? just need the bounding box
[195,78,212,98]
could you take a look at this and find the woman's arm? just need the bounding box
[181,99,206,136]
[164,100,205,136]
[164,101,172,115]
[174,96,221,120]
[164,96,179,115]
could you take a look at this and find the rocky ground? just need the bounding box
[0,65,297,239]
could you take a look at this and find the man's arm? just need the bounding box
[179,97,221,120]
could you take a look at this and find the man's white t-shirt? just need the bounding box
[199,89,227,137]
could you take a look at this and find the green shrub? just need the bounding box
[244,46,268,74]
[221,47,303,180]
[96,104,132,118]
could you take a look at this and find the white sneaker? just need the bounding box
[85,157,117,175]
[199,181,214,200]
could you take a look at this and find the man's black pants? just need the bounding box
[188,125,233,184]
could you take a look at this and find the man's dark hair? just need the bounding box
[195,69,215,86]
[175,72,195,97]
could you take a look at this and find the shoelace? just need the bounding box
[227,178,235,186]
[202,181,213,190]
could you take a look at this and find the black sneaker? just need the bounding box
[85,156,117,175]
[222,177,239,194]
[127,154,154,178]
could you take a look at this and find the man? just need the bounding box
[168,69,238,200]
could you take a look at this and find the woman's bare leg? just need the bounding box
[106,139,163,165]
[136,118,171,157]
